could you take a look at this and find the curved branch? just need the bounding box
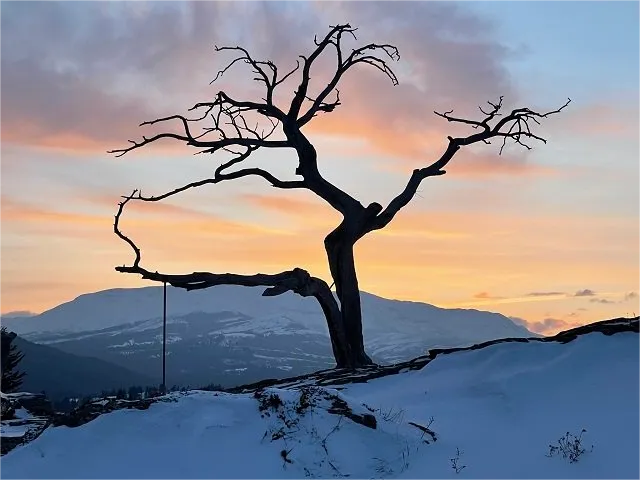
[367,98,570,232]
[113,191,350,366]
[113,192,142,267]
[114,193,316,293]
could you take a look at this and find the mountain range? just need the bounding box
[3,286,534,396]
[11,336,155,399]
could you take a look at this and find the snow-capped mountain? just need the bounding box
[3,286,534,389]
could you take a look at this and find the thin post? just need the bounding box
[162,281,167,394]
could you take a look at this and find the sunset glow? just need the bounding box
[1,1,638,335]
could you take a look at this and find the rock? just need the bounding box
[1,392,54,455]
[1,436,23,455]
[1,395,16,421]
[14,393,53,417]
[52,397,159,428]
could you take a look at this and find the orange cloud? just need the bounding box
[474,292,505,300]
[1,195,284,242]
[1,0,525,175]
[241,193,329,217]
[85,193,217,220]
[241,192,474,240]
[2,190,637,323]
[1,196,106,227]
[510,316,583,336]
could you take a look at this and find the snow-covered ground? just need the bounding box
[2,329,638,478]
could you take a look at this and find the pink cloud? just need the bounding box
[1,0,540,181]
[510,316,581,336]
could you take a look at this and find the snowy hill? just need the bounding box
[2,318,637,478]
[12,335,155,399]
[2,286,534,389]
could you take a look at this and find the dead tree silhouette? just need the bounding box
[110,24,570,368]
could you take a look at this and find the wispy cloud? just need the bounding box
[510,316,580,336]
[574,289,596,297]
[0,0,549,180]
[552,103,639,139]
[589,298,616,304]
[473,292,505,300]
[1,2,233,154]
[525,291,566,297]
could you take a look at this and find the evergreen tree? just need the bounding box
[1,327,26,392]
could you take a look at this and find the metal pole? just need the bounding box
[162,281,167,394]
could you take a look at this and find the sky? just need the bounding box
[1,1,638,335]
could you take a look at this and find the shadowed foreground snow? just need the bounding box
[3,331,638,478]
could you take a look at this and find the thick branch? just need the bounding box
[114,193,322,295]
[117,263,326,294]
[367,98,570,232]
[108,24,401,222]
[113,190,350,365]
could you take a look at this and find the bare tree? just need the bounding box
[110,24,569,368]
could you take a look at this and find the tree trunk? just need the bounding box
[325,225,374,368]
[308,280,352,368]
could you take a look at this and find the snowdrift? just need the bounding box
[2,320,638,479]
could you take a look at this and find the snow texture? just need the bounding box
[2,329,637,478]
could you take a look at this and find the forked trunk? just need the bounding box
[325,226,374,368]
[309,282,352,368]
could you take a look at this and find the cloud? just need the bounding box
[0,0,547,180]
[574,289,596,297]
[624,292,639,301]
[473,292,505,300]
[510,316,579,336]
[301,2,521,167]
[0,57,154,154]
[0,195,279,242]
[525,291,566,297]
[242,193,329,218]
[83,193,219,220]
[241,192,472,239]
[444,151,556,178]
[589,298,616,304]
[0,2,232,154]
[1,196,107,228]
[552,103,639,139]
